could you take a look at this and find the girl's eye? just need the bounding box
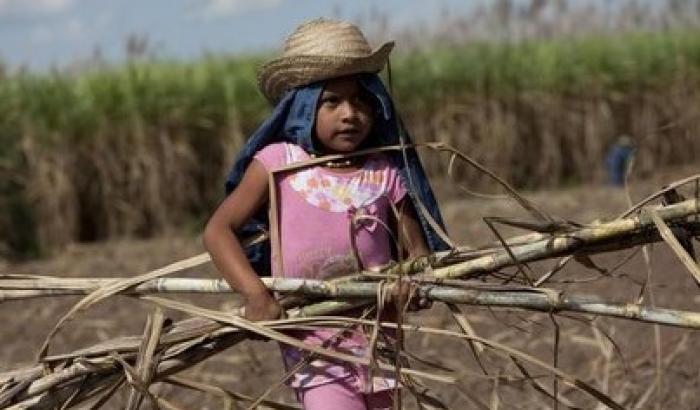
[321,95,340,106]
[352,94,372,110]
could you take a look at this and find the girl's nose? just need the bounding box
[339,100,360,120]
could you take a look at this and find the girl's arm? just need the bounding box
[389,198,432,310]
[395,198,430,258]
[202,160,282,322]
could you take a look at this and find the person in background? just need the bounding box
[606,135,635,187]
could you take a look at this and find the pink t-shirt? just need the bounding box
[254,142,406,391]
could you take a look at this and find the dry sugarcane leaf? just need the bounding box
[140,295,456,384]
[483,216,580,235]
[550,313,561,409]
[534,255,574,287]
[632,334,689,410]
[245,355,308,409]
[247,308,377,409]
[573,254,608,275]
[166,376,302,410]
[138,309,168,378]
[490,372,500,410]
[37,253,211,360]
[109,352,160,409]
[389,199,409,410]
[446,303,488,375]
[648,209,700,286]
[10,333,248,408]
[446,150,509,201]
[406,384,448,410]
[15,356,116,401]
[10,372,124,410]
[41,305,365,380]
[58,374,88,410]
[45,316,226,363]
[250,315,626,409]
[483,216,535,285]
[619,174,700,219]
[0,378,35,407]
[394,348,455,374]
[365,320,627,410]
[509,356,580,409]
[11,316,625,409]
[154,396,188,410]
[423,142,554,223]
[126,307,166,410]
[366,281,387,392]
[556,313,629,374]
[85,375,125,410]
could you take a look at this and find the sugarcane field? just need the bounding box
[2,1,700,409]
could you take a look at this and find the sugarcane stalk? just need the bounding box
[431,198,699,279]
[3,276,700,331]
[2,200,698,304]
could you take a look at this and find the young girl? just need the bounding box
[203,18,449,410]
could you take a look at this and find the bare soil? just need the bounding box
[2,167,699,409]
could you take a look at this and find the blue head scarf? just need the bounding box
[225,73,449,275]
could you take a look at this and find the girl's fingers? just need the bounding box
[387,281,431,311]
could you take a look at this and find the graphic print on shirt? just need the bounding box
[284,144,390,212]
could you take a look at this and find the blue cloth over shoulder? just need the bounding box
[224,73,449,275]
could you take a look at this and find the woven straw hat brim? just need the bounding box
[258,41,394,104]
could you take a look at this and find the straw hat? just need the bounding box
[258,18,395,103]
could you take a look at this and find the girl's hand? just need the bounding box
[244,290,284,322]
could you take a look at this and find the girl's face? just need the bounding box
[314,76,374,154]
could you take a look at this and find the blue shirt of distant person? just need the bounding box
[606,136,634,186]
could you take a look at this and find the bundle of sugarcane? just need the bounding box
[1,170,698,409]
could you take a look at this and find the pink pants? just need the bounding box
[296,381,394,410]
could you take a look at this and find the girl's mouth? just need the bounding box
[335,128,361,138]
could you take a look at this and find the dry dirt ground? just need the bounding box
[2,166,699,409]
